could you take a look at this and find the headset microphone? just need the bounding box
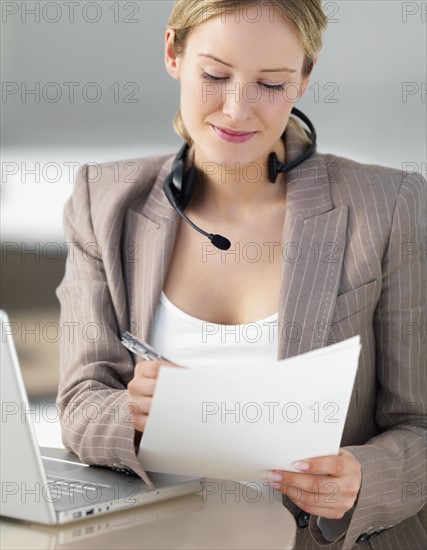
[167,194,232,251]
[163,107,317,251]
[162,158,232,250]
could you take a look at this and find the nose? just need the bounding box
[221,80,255,124]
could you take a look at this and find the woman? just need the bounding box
[56,1,426,548]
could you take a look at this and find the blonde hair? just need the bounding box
[167,0,328,147]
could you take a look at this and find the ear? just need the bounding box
[165,28,182,80]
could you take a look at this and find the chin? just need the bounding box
[199,134,259,166]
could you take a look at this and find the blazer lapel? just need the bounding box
[276,127,348,360]
[124,154,181,343]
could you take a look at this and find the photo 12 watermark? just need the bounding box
[2,82,141,104]
[1,240,140,265]
[2,161,142,183]
[1,400,146,426]
[1,1,141,24]
[201,400,340,424]
[199,1,340,25]
[1,479,141,506]
[201,240,341,264]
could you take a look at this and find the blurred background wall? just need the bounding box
[1,1,426,444]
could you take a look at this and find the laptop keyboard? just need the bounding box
[88,464,140,477]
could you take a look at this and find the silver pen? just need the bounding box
[121,331,171,362]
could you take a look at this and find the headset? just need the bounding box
[163,107,317,250]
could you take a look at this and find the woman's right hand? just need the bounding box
[127,359,184,432]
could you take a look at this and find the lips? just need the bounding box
[210,124,257,144]
[212,125,255,136]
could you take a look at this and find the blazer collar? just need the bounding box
[124,123,347,360]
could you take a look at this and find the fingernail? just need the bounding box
[294,461,309,471]
[268,472,282,483]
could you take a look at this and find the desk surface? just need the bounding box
[1,476,296,549]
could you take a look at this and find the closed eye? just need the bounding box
[201,71,285,91]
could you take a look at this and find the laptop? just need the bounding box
[0,309,204,525]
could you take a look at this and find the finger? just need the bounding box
[140,377,157,397]
[128,376,156,398]
[269,471,339,495]
[277,469,361,500]
[129,400,152,430]
[128,397,152,416]
[290,488,354,512]
[164,360,186,368]
[133,412,148,432]
[136,360,183,378]
[135,361,161,379]
[277,485,356,515]
[269,472,345,500]
[292,455,349,477]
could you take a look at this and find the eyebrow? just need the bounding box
[197,53,297,73]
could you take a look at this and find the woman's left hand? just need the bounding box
[267,448,362,520]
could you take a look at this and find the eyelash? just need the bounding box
[201,71,286,91]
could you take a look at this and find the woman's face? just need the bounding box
[165,4,314,171]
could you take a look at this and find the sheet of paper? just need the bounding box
[138,336,361,483]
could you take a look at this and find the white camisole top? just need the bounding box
[148,291,279,368]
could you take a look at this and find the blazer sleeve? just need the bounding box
[55,163,155,490]
[308,171,427,549]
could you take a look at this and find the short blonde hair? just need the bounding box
[167,0,328,147]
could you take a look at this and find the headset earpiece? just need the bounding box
[163,142,198,211]
[268,107,317,183]
[177,165,197,210]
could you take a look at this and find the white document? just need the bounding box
[138,336,361,483]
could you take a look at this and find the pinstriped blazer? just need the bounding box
[56,123,426,549]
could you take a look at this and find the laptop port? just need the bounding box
[86,509,95,516]
[72,512,82,519]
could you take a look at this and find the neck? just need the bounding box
[188,137,287,222]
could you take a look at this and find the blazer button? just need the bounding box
[297,511,310,528]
